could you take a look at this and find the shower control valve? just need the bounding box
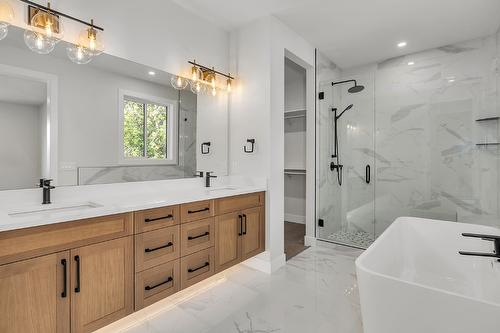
[330,162,343,171]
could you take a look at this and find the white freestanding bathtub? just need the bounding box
[356,217,500,333]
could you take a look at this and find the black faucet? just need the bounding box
[39,178,55,204]
[205,172,217,188]
[459,233,500,262]
[194,171,204,178]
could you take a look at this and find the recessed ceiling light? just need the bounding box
[407,61,415,66]
[397,41,407,48]
[447,77,456,83]
[148,71,156,76]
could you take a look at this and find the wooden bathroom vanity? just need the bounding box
[0,191,265,333]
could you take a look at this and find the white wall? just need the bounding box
[229,16,315,271]
[0,101,41,190]
[8,0,229,77]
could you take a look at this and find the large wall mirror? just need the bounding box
[0,26,229,190]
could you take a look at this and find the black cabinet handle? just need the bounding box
[61,258,67,298]
[188,207,210,214]
[74,255,80,293]
[188,261,209,273]
[365,165,371,184]
[145,276,173,291]
[145,242,173,253]
[145,214,173,223]
[188,231,210,240]
[242,214,247,235]
[238,215,243,236]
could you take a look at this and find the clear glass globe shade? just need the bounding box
[66,44,93,64]
[78,26,104,56]
[24,29,57,54]
[0,1,14,25]
[189,80,207,95]
[0,23,7,41]
[170,75,188,90]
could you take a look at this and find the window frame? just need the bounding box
[118,89,178,165]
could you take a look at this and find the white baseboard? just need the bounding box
[284,213,305,224]
[304,235,317,247]
[242,251,286,274]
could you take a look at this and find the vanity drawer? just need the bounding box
[135,259,180,310]
[135,225,180,272]
[180,218,215,256]
[215,192,264,215]
[180,247,215,289]
[180,200,214,223]
[0,213,133,265]
[134,205,179,233]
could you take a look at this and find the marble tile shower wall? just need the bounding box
[317,32,500,244]
[374,34,500,234]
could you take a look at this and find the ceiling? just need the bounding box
[173,0,500,68]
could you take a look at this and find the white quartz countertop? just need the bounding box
[0,176,267,232]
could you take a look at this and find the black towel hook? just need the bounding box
[201,142,211,154]
[244,139,255,153]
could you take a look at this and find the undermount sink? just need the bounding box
[8,201,102,218]
[356,217,500,333]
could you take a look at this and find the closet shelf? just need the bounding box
[284,109,306,119]
[475,117,500,122]
[284,168,306,175]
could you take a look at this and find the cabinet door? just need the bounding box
[241,207,264,260]
[214,212,241,272]
[0,251,70,333]
[71,236,134,333]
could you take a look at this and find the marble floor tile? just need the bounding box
[115,245,364,333]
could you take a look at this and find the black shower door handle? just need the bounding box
[365,165,371,184]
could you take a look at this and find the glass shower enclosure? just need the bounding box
[316,31,500,249]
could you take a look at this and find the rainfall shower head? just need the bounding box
[332,79,365,94]
[348,84,365,93]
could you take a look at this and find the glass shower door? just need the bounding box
[316,62,376,248]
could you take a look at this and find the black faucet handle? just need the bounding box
[462,233,500,242]
[42,179,55,188]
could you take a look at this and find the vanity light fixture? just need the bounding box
[187,60,235,96]
[0,0,14,41]
[24,2,63,54]
[67,18,104,64]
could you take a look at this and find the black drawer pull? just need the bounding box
[145,241,173,253]
[61,258,67,298]
[145,276,173,291]
[188,231,210,240]
[238,215,243,236]
[145,214,173,223]
[242,214,247,235]
[74,255,81,293]
[188,207,210,214]
[188,261,209,273]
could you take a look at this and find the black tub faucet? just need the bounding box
[205,172,217,188]
[459,233,500,262]
[39,178,55,204]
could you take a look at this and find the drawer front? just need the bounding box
[180,218,215,257]
[180,200,214,223]
[135,225,180,272]
[135,259,180,310]
[0,213,133,266]
[215,192,264,215]
[180,247,215,289]
[134,205,180,233]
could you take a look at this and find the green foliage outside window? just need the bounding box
[123,98,168,159]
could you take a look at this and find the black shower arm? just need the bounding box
[331,79,357,87]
